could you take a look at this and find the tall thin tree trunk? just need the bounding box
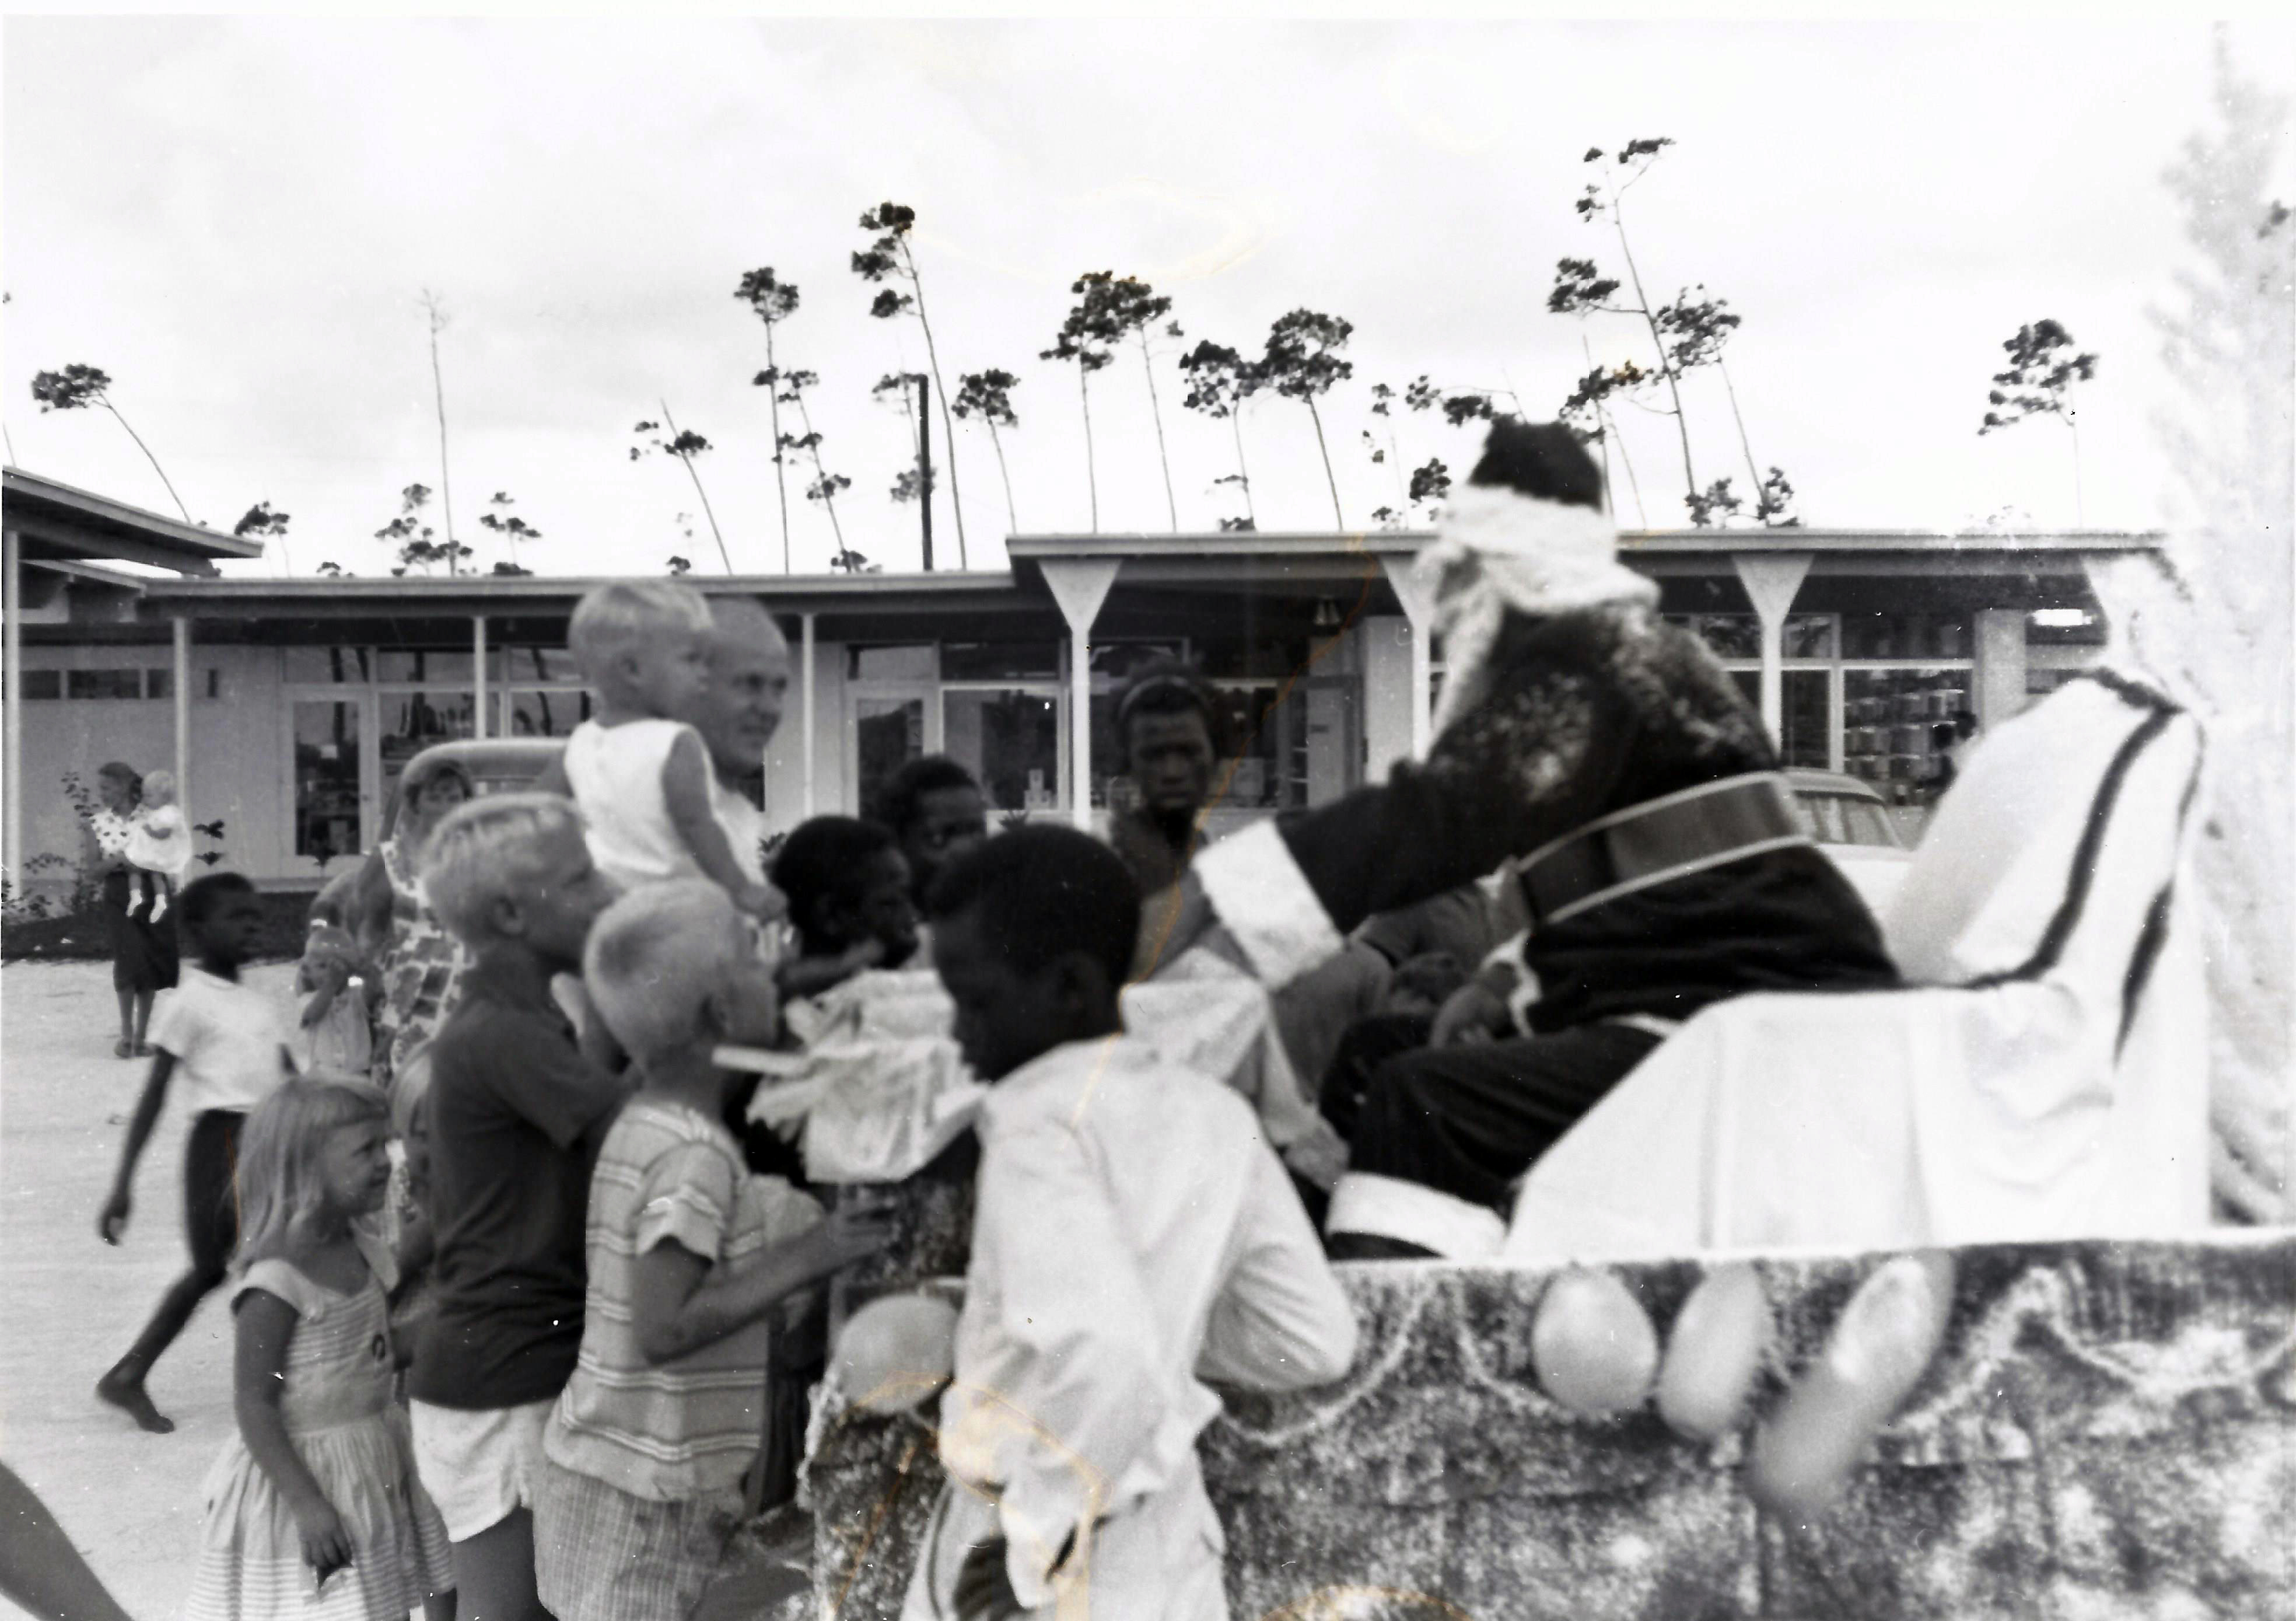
[1230,411,1256,525]
[1304,397,1345,529]
[986,422,1019,535]
[898,245,967,567]
[765,327,791,574]
[792,396,849,557]
[1716,357,1765,506]
[1138,333,1178,531]
[100,402,189,521]
[2067,413,2085,526]
[1611,207,1698,503]
[1079,369,1100,533]
[659,400,732,574]
[1604,403,1649,529]
[425,301,459,575]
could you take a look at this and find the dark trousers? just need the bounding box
[1344,1024,1664,1215]
[119,1110,243,1372]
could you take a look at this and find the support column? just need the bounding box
[472,614,489,739]
[1039,558,1122,830]
[1732,553,1815,749]
[173,616,192,814]
[3,529,21,878]
[800,612,817,818]
[1377,553,1437,757]
[1972,608,2027,732]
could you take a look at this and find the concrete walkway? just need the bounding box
[3,959,299,1621]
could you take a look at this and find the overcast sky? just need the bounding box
[4,18,2290,579]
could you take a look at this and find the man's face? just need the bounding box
[901,785,989,903]
[932,909,1063,1082]
[689,616,792,778]
[514,822,620,969]
[1128,710,1216,818]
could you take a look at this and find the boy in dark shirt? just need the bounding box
[405,794,624,1621]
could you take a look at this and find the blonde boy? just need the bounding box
[533,882,891,1621]
[559,581,780,920]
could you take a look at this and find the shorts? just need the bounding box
[409,1398,552,1543]
[532,1456,744,1621]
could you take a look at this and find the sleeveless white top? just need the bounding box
[562,718,706,889]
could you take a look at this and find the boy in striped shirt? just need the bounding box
[533,881,894,1621]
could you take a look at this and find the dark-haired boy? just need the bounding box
[769,815,919,1001]
[909,826,1356,1620]
[95,872,295,1433]
[877,755,990,917]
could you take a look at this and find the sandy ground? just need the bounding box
[3,959,300,1621]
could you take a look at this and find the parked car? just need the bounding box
[378,738,566,841]
[1786,768,1915,916]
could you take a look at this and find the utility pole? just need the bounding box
[916,372,935,572]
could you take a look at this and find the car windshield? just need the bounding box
[1793,791,1903,848]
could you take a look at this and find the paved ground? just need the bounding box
[3,959,300,1621]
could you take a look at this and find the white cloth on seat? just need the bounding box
[1507,673,2212,1262]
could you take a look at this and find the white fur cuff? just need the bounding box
[1192,819,1345,991]
[1326,1172,1507,1260]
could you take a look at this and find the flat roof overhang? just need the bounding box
[3,468,267,575]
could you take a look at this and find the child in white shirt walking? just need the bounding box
[555,581,782,921]
[96,872,296,1434]
[912,827,1359,1620]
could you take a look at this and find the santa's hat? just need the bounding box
[1417,418,1657,735]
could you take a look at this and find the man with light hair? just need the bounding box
[407,792,626,1621]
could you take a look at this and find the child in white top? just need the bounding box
[911,827,1358,1620]
[124,768,193,922]
[558,581,782,921]
[97,873,298,1434]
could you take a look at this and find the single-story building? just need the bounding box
[4,465,2136,892]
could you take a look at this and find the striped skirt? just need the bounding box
[184,1406,453,1621]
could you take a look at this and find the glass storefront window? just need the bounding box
[292,700,364,868]
[855,696,926,819]
[944,690,1060,814]
[1843,668,1969,804]
[284,647,373,684]
[505,646,582,683]
[1667,614,1763,659]
[1841,613,1969,660]
[849,645,937,682]
[1090,641,1185,680]
[378,649,477,684]
[942,642,1059,682]
[505,688,594,738]
[1783,614,1838,659]
[1731,670,1831,769]
[379,689,477,812]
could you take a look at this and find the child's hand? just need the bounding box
[804,1193,899,1276]
[294,1498,354,1587]
[97,1187,132,1246]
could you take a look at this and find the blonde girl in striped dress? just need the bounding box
[185,1078,454,1621]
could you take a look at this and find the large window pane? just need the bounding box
[942,642,1059,682]
[66,669,146,700]
[379,689,476,814]
[1667,614,1762,659]
[944,690,1060,814]
[1783,614,1838,659]
[292,700,364,868]
[284,647,371,684]
[1841,612,1969,660]
[1843,669,1968,803]
[378,649,475,684]
[1780,669,1830,769]
[1090,641,1185,680]
[506,646,582,683]
[855,696,925,819]
[506,688,593,738]
[849,645,937,682]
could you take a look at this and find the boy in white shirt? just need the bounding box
[912,827,1359,1620]
[94,872,295,1433]
[556,580,781,921]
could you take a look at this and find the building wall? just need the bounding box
[1360,615,1414,785]
[15,643,286,889]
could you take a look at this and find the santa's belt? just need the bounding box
[1516,773,1811,928]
